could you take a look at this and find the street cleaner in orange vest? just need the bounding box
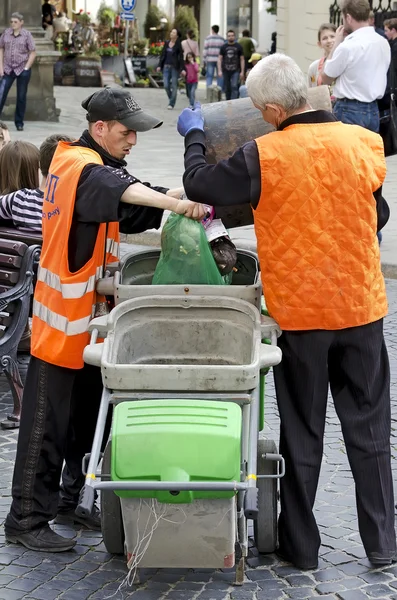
[5,87,205,552]
[176,54,396,569]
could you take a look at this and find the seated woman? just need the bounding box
[0,135,71,232]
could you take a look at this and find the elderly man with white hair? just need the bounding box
[177,53,395,570]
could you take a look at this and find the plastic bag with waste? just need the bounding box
[152,212,229,285]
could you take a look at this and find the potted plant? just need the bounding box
[61,62,75,86]
[173,5,199,41]
[133,38,148,56]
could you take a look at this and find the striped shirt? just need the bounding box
[0,188,43,232]
[203,34,225,63]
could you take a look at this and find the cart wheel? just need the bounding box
[101,442,125,555]
[254,438,278,554]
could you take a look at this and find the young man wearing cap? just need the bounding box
[4,87,205,553]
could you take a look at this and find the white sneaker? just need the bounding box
[167,105,174,110]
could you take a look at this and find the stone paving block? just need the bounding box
[196,592,229,600]
[0,590,26,600]
[272,565,303,577]
[362,583,394,597]
[286,575,315,587]
[316,582,346,594]
[256,591,287,600]
[6,577,41,592]
[12,555,44,568]
[28,585,63,600]
[360,571,394,584]
[337,562,371,576]
[245,568,276,581]
[229,591,256,600]
[324,553,355,566]
[172,581,204,591]
[0,553,13,566]
[285,586,315,598]
[337,591,373,600]
[341,578,367,589]
[0,574,14,585]
[246,555,277,568]
[314,568,344,582]
[205,580,233,590]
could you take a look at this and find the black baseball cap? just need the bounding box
[82,87,163,132]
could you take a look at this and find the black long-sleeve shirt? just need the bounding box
[69,130,166,272]
[182,110,390,233]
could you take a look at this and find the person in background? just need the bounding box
[0,13,36,132]
[384,17,397,73]
[218,30,244,100]
[202,25,225,89]
[42,0,55,30]
[52,11,71,43]
[0,135,72,232]
[239,29,255,74]
[270,31,277,54]
[185,52,199,108]
[0,121,10,151]
[182,29,199,62]
[176,53,394,570]
[369,10,387,38]
[0,141,39,196]
[157,28,186,110]
[239,53,262,98]
[322,0,390,133]
[308,23,336,87]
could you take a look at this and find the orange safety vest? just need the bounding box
[254,121,388,331]
[31,142,120,369]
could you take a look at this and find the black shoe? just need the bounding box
[16,125,23,131]
[276,548,318,570]
[368,552,397,566]
[5,524,76,552]
[55,504,101,531]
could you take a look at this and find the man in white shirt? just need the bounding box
[322,0,390,132]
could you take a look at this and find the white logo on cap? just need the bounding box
[125,96,141,112]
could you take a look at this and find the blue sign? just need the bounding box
[120,0,136,12]
[121,12,134,20]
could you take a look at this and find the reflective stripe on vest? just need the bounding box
[33,299,94,336]
[37,265,103,299]
[106,238,120,259]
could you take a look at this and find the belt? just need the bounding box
[336,98,377,104]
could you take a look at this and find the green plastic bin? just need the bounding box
[111,399,241,504]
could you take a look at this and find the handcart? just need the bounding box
[76,248,284,584]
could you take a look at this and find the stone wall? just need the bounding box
[276,0,331,73]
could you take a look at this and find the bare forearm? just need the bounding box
[166,187,184,199]
[25,51,36,69]
[122,182,179,211]
[218,56,222,73]
[0,49,4,72]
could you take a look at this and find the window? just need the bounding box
[227,0,252,34]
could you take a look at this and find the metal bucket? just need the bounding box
[201,86,333,228]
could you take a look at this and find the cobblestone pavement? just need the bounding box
[0,279,396,600]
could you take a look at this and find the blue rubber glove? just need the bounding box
[177,101,204,137]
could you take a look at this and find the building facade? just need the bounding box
[72,0,276,55]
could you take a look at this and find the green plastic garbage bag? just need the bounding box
[152,213,229,285]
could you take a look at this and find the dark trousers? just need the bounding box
[5,356,111,533]
[0,69,32,128]
[273,319,396,566]
[223,70,240,100]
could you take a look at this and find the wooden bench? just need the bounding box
[0,227,41,429]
